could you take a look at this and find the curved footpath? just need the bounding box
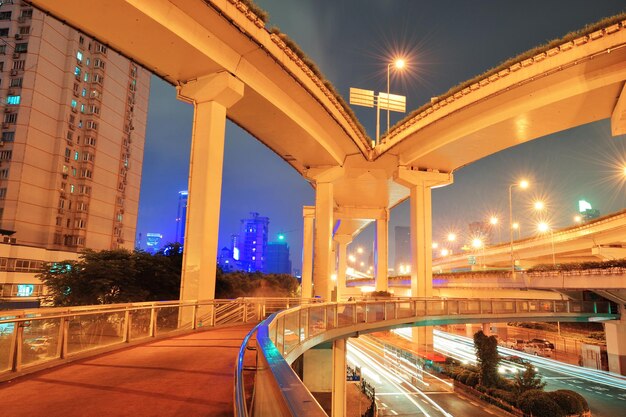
[0,324,255,417]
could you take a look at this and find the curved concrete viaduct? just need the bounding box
[26,1,626,304]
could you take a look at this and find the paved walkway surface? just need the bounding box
[0,324,255,417]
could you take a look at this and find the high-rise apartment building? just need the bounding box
[238,212,269,272]
[0,4,149,308]
[175,190,188,245]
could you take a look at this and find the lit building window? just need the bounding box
[6,95,20,105]
[74,66,81,76]
[71,99,77,108]
[76,51,83,62]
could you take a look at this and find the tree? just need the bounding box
[513,362,546,394]
[38,248,182,306]
[473,330,500,387]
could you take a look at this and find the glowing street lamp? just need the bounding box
[357,247,364,254]
[573,215,582,224]
[348,254,356,263]
[509,179,529,274]
[472,237,485,268]
[432,242,439,249]
[440,248,449,257]
[533,200,545,211]
[387,58,406,132]
[537,221,556,266]
[447,232,457,242]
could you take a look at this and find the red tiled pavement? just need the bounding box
[0,324,255,417]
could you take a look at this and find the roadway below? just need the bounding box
[432,330,626,417]
[348,337,501,417]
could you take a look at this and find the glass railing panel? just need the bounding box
[21,318,61,367]
[337,304,354,327]
[554,301,568,313]
[355,303,366,323]
[275,316,284,355]
[268,321,277,345]
[299,309,309,341]
[157,306,183,334]
[414,301,426,315]
[427,300,445,315]
[366,303,384,323]
[130,308,152,340]
[447,300,459,315]
[459,300,480,314]
[0,319,14,372]
[582,301,597,314]
[397,301,415,318]
[493,300,514,314]
[480,300,493,314]
[67,312,125,355]
[283,312,300,354]
[385,303,395,320]
[308,306,326,336]
[516,301,529,313]
[326,305,336,330]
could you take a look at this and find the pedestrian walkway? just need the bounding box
[0,324,254,417]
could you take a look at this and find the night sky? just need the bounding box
[137,0,626,272]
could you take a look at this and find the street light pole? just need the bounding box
[387,63,391,133]
[550,230,556,266]
[509,184,515,274]
[509,180,529,275]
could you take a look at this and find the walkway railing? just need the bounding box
[0,297,315,379]
[235,298,619,417]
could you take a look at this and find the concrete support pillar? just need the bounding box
[301,206,315,299]
[375,210,389,292]
[393,168,453,298]
[302,343,333,392]
[465,323,474,338]
[605,319,626,375]
[334,234,352,301]
[332,339,347,417]
[176,72,243,301]
[314,182,334,300]
[482,323,491,335]
[308,167,344,300]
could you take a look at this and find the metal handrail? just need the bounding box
[234,297,619,417]
[234,319,265,417]
[0,297,312,379]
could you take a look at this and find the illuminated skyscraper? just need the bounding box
[238,212,269,272]
[0,5,150,307]
[175,190,188,245]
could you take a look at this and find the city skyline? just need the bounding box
[136,1,626,272]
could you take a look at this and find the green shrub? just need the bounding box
[518,390,565,417]
[488,388,517,405]
[549,390,585,415]
[465,372,480,387]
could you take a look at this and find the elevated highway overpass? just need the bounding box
[26,0,626,305]
[432,209,626,271]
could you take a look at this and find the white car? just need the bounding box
[522,343,553,357]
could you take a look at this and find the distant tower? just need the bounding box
[175,190,188,245]
[394,226,410,273]
[265,241,291,274]
[238,212,269,272]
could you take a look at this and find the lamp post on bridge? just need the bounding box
[349,57,407,146]
[509,180,529,275]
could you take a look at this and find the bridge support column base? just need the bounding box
[605,320,626,375]
[302,342,333,393]
[332,339,347,417]
[412,326,434,356]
